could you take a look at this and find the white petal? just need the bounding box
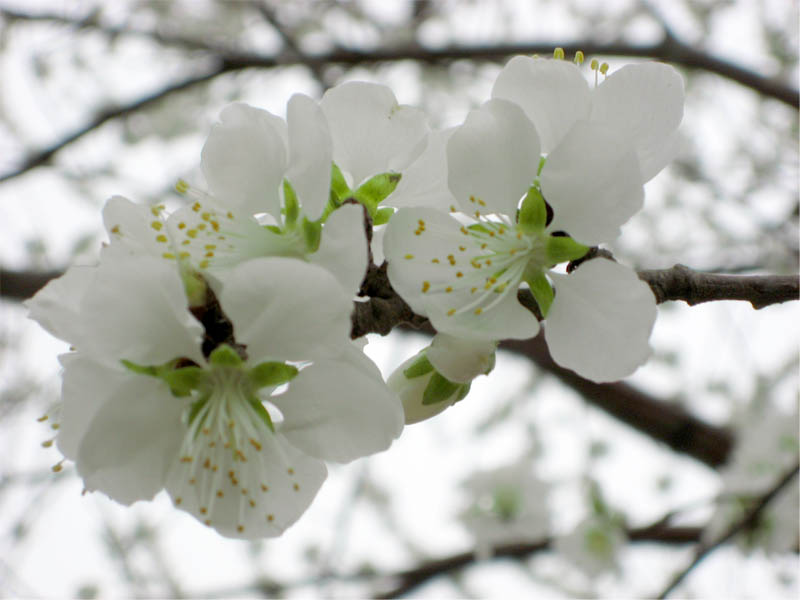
[219,257,351,362]
[165,432,327,539]
[58,355,129,459]
[427,333,496,383]
[273,351,403,463]
[545,259,656,382]
[76,375,185,505]
[591,63,684,182]
[310,204,368,297]
[388,128,457,211]
[81,255,205,365]
[321,82,428,187]
[447,99,540,216]
[286,94,333,220]
[25,265,94,346]
[201,103,287,218]
[492,56,591,152]
[542,120,644,245]
[101,195,167,259]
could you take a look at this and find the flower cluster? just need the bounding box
[28,52,684,538]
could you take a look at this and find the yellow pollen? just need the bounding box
[293,483,300,491]
[201,212,211,221]
[249,499,256,507]
[474,307,483,315]
[261,484,269,492]
[445,286,453,293]
[187,229,198,238]
[227,211,234,219]
[460,226,469,235]
[41,440,53,447]
[574,50,585,65]
[204,519,211,526]
[200,507,208,515]
[179,251,190,259]
[204,244,216,250]
[600,62,609,75]
[175,179,189,194]
[217,490,224,498]
[449,205,457,212]
[287,468,294,475]
[481,243,488,249]
[471,287,478,293]
[591,58,599,70]
[51,463,63,473]
[418,219,426,227]
[150,206,161,216]
[197,223,206,230]
[249,438,262,451]
[498,228,505,234]
[180,456,193,463]
[404,254,414,260]
[447,308,456,316]
[151,221,163,231]
[203,458,211,469]
[237,525,244,533]
[37,415,48,422]
[178,222,186,230]
[205,251,214,258]
[477,198,486,207]
[459,246,466,251]
[486,259,493,266]
[192,202,201,212]
[189,478,196,485]
[110,225,120,234]
[267,514,274,522]
[431,258,440,264]
[156,234,168,243]
[162,252,175,260]
[447,254,456,265]
[553,47,565,60]
[474,211,481,218]
[175,497,182,505]
[211,221,220,232]
[456,271,463,278]
[422,281,430,293]
[199,260,210,268]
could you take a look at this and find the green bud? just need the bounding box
[353,171,401,214]
[248,361,299,389]
[422,372,461,405]
[403,352,434,379]
[208,344,244,367]
[545,235,589,264]
[372,206,395,226]
[518,186,547,234]
[282,179,300,227]
[526,271,554,317]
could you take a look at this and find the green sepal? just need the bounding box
[248,361,299,389]
[246,396,275,433]
[162,366,206,397]
[265,224,282,234]
[455,382,471,402]
[282,179,300,227]
[120,359,158,377]
[330,163,350,202]
[545,235,589,264]
[518,186,547,234]
[403,353,434,379]
[302,217,322,252]
[353,172,401,214]
[422,372,460,405]
[208,344,244,367]
[526,271,554,317]
[372,206,395,226]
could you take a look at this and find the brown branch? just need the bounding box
[657,462,800,598]
[639,265,799,309]
[375,523,703,599]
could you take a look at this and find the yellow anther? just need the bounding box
[181,240,190,246]
[460,226,469,236]
[477,198,486,207]
[156,234,168,243]
[267,514,274,522]
[469,196,476,203]
[481,243,488,249]
[175,179,189,194]
[456,271,463,278]
[447,254,456,265]
[175,497,182,505]
[227,211,234,219]
[200,507,208,515]
[217,490,224,498]
[199,259,210,268]
[211,221,220,232]
[474,211,481,219]
[179,251,190,259]
[474,307,483,315]
[197,223,206,230]
[41,440,53,448]
[110,225,120,234]
[459,245,466,251]
[201,212,211,221]
[204,244,216,250]
[261,484,269,492]
[293,483,300,491]
[162,252,175,259]
[249,499,256,507]
[471,287,478,293]
[431,258,440,264]
[151,221,163,231]
[422,281,431,293]
[187,229,198,238]
[447,308,456,316]
[150,206,161,216]
[204,519,211,526]
[237,525,244,533]
[192,202,201,212]
[445,286,453,293]
[449,205,457,213]
[249,438,262,451]
[288,468,294,475]
[177,222,186,230]
[404,254,414,260]
[600,62,609,75]
[591,58,599,70]
[37,415,48,422]
[204,251,214,258]
[553,47,565,60]
[51,462,63,473]
[574,50,585,65]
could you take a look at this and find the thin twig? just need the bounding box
[656,462,799,599]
